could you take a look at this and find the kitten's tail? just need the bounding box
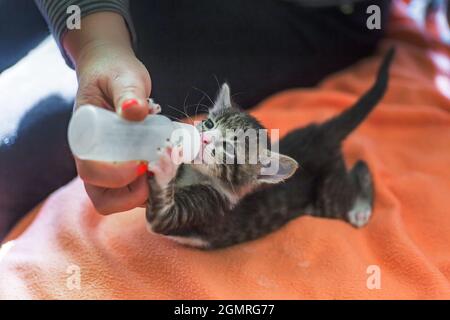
[322,47,395,143]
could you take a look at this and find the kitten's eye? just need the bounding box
[203,119,215,130]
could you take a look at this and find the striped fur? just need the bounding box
[145,49,394,249]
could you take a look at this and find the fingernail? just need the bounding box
[122,99,139,111]
[136,163,147,176]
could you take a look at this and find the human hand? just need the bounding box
[64,12,152,214]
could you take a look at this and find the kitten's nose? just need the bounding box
[202,133,212,144]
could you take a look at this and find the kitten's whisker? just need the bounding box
[162,110,187,123]
[165,104,189,118]
[212,74,221,92]
[194,95,207,120]
[166,114,185,122]
[184,103,210,115]
[185,103,210,111]
[164,104,192,122]
[228,173,238,195]
[231,91,245,99]
[192,86,214,106]
[183,91,191,120]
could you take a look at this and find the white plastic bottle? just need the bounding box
[68,105,201,164]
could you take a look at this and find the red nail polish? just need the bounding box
[122,99,138,111]
[137,163,147,176]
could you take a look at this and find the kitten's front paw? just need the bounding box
[148,145,183,187]
[147,98,162,114]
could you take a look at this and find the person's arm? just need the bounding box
[63,11,132,65]
[34,0,136,68]
[35,1,153,215]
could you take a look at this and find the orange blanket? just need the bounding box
[1,3,449,299]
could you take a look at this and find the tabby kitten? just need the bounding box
[146,48,395,249]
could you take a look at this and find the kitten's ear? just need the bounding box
[258,152,298,184]
[212,83,232,112]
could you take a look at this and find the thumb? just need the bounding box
[111,72,151,121]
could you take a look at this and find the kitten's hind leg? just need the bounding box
[346,160,374,228]
[311,159,374,227]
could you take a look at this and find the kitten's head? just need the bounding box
[192,84,298,194]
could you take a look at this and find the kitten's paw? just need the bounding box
[147,98,162,114]
[148,145,182,187]
[347,198,372,228]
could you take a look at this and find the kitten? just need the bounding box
[146,48,395,249]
